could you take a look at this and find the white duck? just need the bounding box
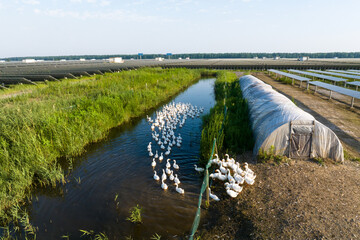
[219,162,227,175]
[151,158,156,168]
[214,169,227,181]
[161,179,168,190]
[166,167,171,175]
[234,173,245,184]
[154,150,159,159]
[194,164,204,173]
[153,171,160,181]
[227,169,235,182]
[245,172,256,185]
[159,152,164,162]
[244,162,254,175]
[175,183,185,194]
[169,171,175,181]
[161,169,167,181]
[226,186,239,198]
[236,162,245,175]
[173,160,179,170]
[225,180,243,193]
[149,150,154,157]
[166,159,171,168]
[174,174,180,185]
[208,188,220,201]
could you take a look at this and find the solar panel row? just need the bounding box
[268,69,310,81]
[328,70,360,76]
[288,69,346,83]
[345,81,360,90]
[309,81,359,107]
[309,69,360,80]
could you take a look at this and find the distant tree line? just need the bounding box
[3,52,360,61]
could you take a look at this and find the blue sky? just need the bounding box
[1,0,360,58]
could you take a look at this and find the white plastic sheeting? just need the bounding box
[239,75,344,162]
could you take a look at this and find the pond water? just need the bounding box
[28,78,216,239]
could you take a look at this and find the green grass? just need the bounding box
[0,67,215,227]
[344,149,360,162]
[200,71,254,165]
[257,146,289,164]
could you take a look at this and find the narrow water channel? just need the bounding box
[28,78,216,239]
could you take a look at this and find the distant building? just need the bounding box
[109,57,124,63]
[262,57,266,60]
[185,57,190,60]
[79,58,86,61]
[22,59,36,63]
[299,56,309,61]
[0,60,5,63]
[60,59,67,62]
[273,56,280,60]
[253,57,258,59]
[155,57,164,61]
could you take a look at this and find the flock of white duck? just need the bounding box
[146,102,256,200]
[203,154,256,200]
[147,102,204,195]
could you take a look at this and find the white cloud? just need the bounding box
[22,0,40,5]
[69,0,110,7]
[33,8,171,22]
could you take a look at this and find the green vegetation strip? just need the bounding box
[200,71,254,165]
[0,67,215,226]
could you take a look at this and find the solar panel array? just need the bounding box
[328,70,360,76]
[288,69,346,83]
[268,69,310,81]
[309,81,360,99]
[309,69,360,80]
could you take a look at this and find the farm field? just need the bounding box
[0,68,359,239]
[196,72,360,239]
[1,58,360,86]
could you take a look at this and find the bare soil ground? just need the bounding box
[195,72,360,240]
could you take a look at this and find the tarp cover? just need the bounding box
[240,75,344,162]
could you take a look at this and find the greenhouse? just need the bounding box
[239,75,344,162]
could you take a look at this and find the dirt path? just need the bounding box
[199,155,360,240]
[252,72,360,156]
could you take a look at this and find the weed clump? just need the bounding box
[257,146,289,164]
[126,204,143,224]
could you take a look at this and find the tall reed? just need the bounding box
[200,71,254,165]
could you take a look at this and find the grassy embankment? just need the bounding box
[0,68,216,226]
[200,71,254,165]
